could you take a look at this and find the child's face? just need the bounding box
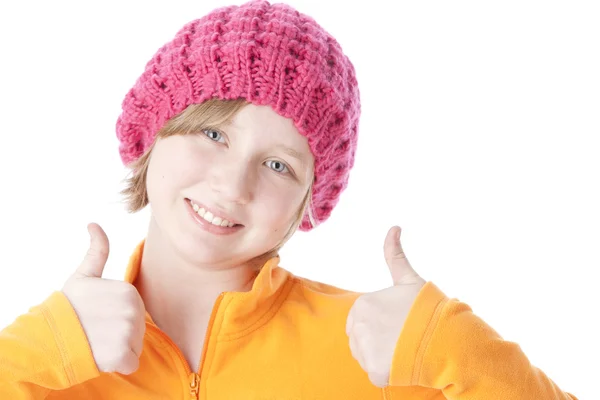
[145,103,314,268]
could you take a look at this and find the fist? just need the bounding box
[62,223,147,375]
[346,226,426,387]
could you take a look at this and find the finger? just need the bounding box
[117,350,140,375]
[76,223,110,278]
[131,334,145,361]
[368,371,389,388]
[131,290,147,358]
[131,318,146,360]
[345,308,354,336]
[384,226,420,285]
[136,290,147,316]
[349,334,366,370]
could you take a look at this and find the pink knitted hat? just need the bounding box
[116,0,361,231]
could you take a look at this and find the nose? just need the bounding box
[207,157,253,206]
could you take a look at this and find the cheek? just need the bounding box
[146,148,206,203]
[255,189,304,226]
[165,147,213,189]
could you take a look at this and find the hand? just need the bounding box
[346,226,426,387]
[61,223,147,375]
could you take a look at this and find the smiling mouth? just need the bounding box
[186,198,243,228]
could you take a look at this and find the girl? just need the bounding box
[0,0,579,399]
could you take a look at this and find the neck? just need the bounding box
[135,216,259,331]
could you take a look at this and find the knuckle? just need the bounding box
[134,334,146,352]
[119,283,137,298]
[114,346,131,366]
[87,246,108,260]
[121,307,138,323]
[118,352,139,375]
[103,354,123,373]
[365,357,380,375]
[353,298,369,314]
[368,371,388,388]
[353,321,370,337]
[121,319,137,338]
[359,294,377,311]
[390,251,407,263]
[118,285,140,305]
[129,358,140,374]
[125,286,142,305]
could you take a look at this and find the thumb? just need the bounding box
[384,226,421,286]
[75,222,110,278]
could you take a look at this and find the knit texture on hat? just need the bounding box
[116,0,361,231]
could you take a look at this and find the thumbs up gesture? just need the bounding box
[345,226,426,388]
[61,223,147,375]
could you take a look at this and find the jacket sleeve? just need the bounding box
[0,291,101,399]
[388,282,579,400]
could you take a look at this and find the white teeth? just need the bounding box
[189,200,236,228]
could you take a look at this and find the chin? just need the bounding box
[174,233,228,264]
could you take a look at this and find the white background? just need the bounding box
[0,0,597,397]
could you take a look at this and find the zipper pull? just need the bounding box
[189,372,200,400]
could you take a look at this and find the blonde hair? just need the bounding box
[119,98,317,266]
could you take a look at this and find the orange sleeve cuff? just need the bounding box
[40,291,100,385]
[389,281,448,387]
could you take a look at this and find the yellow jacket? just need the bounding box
[0,240,578,399]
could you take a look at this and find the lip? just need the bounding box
[184,198,244,236]
[185,198,243,226]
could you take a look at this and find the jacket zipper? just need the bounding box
[189,372,200,400]
[147,292,226,400]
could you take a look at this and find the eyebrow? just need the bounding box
[277,145,307,165]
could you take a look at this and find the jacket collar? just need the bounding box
[123,239,294,335]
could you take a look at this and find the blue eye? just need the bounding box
[201,129,291,176]
[202,128,225,143]
[266,160,290,174]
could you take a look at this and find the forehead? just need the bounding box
[226,104,312,155]
[228,103,297,135]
